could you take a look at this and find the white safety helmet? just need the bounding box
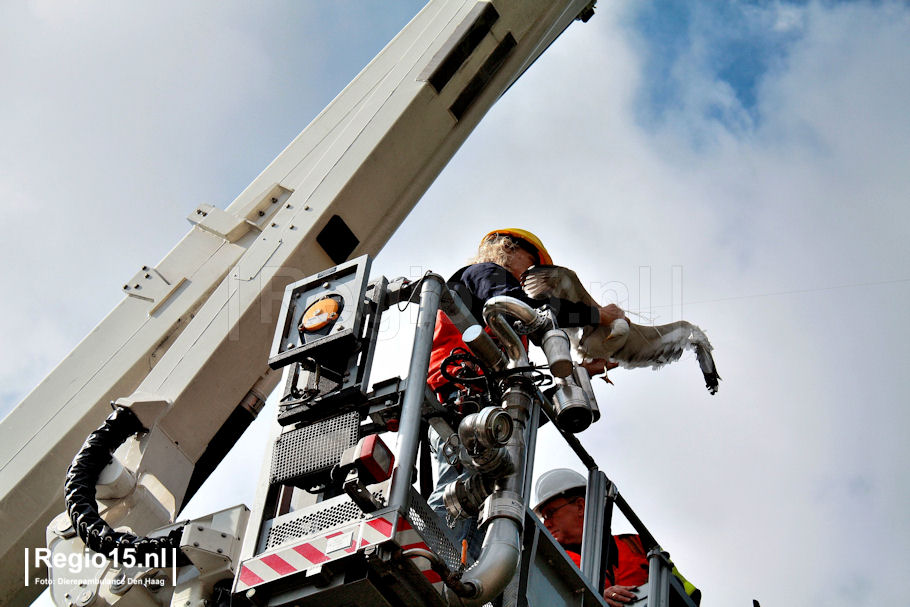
[533,468,586,513]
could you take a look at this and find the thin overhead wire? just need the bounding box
[645,277,910,310]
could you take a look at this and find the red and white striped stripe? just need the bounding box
[395,518,445,590]
[234,511,452,595]
[235,511,398,591]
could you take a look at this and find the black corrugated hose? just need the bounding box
[63,405,190,567]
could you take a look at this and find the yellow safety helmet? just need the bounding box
[481,228,552,266]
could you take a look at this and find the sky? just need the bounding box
[2,1,909,606]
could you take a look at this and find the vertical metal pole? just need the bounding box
[389,275,443,511]
[580,469,607,586]
[521,396,542,503]
[598,483,617,594]
[647,549,672,607]
[418,420,433,499]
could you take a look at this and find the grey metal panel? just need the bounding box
[269,411,360,487]
[520,510,604,607]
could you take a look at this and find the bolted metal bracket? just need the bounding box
[122,265,186,314]
[181,523,234,574]
[647,547,672,566]
[343,472,384,513]
[607,480,619,501]
[187,203,249,243]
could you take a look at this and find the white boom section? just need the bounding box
[0,0,593,604]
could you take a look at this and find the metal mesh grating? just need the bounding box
[407,489,462,571]
[270,411,359,485]
[266,490,386,550]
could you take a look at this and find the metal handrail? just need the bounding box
[534,391,680,607]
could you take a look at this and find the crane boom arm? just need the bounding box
[0,1,594,604]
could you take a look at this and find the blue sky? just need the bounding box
[631,1,811,133]
[2,1,909,606]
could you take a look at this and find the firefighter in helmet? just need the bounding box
[426,230,626,558]
[533,468,701,606]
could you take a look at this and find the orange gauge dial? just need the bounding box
[301,297,341,331]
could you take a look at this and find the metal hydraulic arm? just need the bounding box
[0,1,596,604]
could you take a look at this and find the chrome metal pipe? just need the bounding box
[536,388,598,469]
[447,518,522,606]
[573,365,600,423]
[551,378,593,433]
[440,287,478,333]
[441,384,533,605]
[462,324,508,371]
[389,274,444,510]
[446,383,534,606]
[541,329,573,377]
[482,295,541,328]
[444,298,546,606]
[498,385,533,496]
[482,296,549,365]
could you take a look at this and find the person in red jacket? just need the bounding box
[426,230,626,558]
[533,468,701,606]
[427,229,625,393]
[534,469,647,605]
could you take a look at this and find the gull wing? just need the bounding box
[611,321,721,394]
[520,264,600,307]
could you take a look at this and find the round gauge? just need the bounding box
[301,297,341,331]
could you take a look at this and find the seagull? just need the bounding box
[521,265,720,394]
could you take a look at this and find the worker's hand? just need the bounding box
[604,585,639,606]
[598,304,627,326]
[581,358,619,376]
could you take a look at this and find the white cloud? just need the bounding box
[416,2,910,604]
[772,3,807,34]
[3,1,909,606]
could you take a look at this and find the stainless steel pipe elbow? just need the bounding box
[443,518,521,607]
[482,296,550,365]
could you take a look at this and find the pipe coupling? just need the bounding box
[552,382,593,433]
[478,490,524,527]
[459,407,513,452]
[572,366,600,423]
[541,329,574,378]
[467,445,513,476]
[443,474,495,521]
